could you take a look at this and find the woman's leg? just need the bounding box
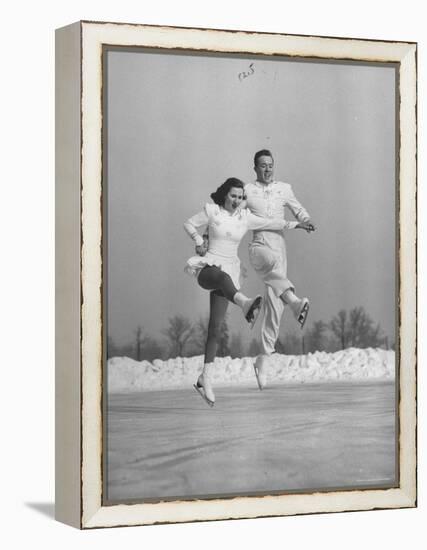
[204,290,229,363]
[195,291,229,406]
[197,266,262,327]
[197,265,238,302]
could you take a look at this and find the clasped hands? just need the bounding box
[296,221,316,233]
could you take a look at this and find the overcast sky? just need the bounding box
[106,48,396,348]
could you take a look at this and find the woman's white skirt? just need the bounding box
[184,252,241,289]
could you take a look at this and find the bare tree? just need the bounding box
[329,310,349,350]
[306,320,328,352]
[330,307,384,349]
[107,335,135,359]
[107,340,136,360]
[277,330,302,355]
[217,318,230,357]
[162,315,195,358]
[248,338,262,357]
[132,326,163,361]
[347,307,383,347]
[135,325,144,361]
[140,336,163,361]
[190,317,208,355]
[192,315,230,357]
[229,332,244,358]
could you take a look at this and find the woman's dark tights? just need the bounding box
[197,265,238,302]
[197,266,238,363]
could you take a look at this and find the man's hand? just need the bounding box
[296,221,316,233]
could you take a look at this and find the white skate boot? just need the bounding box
[193,362,215,407]
[254,354,268,390]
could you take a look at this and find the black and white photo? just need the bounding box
[55,21,417,528]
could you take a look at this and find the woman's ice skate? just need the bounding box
[243,295,263,329]
[291,297,310,329]
[193,364,215,407]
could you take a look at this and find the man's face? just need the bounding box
[254,155,274,184]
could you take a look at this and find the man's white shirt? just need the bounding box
[244,180,310,247]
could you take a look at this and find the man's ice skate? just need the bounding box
[193,365,215,407]
[253,354,268,390]
[292,297,310,329]
[243,295,263,329]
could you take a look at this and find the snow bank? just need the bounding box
[107,348,395,393]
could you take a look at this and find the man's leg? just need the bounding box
[253,286,285,389]
[249,245,294,388]
[261,285,284,355]
[249,244,294,346]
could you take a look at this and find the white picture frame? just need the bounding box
[55,20,417,529]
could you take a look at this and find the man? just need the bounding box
[245,149,315,389]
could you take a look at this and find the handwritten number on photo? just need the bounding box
[239,63,255,82]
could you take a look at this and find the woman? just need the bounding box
[184,177,312,406]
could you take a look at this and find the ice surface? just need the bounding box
[107,348,395,393]
[107,381,396,500]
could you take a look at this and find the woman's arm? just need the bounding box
[183,210,209,247]
[246,211,299,231]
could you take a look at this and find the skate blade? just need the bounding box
[253,365,263,390]
[193,384,214,407]
[246,296,263,329]
[298,300,310,330]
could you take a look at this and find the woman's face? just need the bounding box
[224,186,244,212]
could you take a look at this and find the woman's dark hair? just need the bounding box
[210,177,245,206]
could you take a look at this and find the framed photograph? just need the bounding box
[55,20,417,529]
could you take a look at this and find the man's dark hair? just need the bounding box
[254,149,274,167]
[210,177,245,206]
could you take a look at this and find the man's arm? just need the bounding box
[285,185,311,223]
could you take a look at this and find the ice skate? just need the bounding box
[253,354,268,390]
[243,295,263,329]
[193,364,215,407]
[291,297,309,329]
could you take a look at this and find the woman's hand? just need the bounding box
[196,242,208,256]
[296,221,316,233]
[196,232,209,256]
